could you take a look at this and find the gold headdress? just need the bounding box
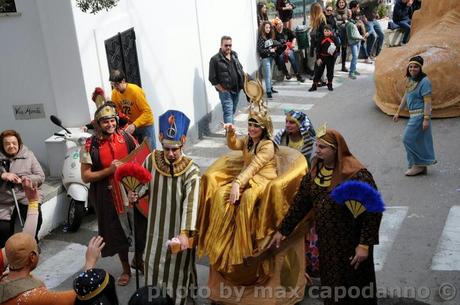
[316,122,336,148]
[94,103,117,122]
[243,74,274,138]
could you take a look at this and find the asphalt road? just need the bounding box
[36,61,460,305]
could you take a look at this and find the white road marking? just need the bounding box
[374,206,409,272]
[431,206,460,270]
[276,90,329,98]
[189,156,219,170]
[235,113,286,123]
[269,102,314,112]
[34,242,87,289]
[193,139,226,148]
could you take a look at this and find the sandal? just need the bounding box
[130,258,145,274]
[117,273,131,286]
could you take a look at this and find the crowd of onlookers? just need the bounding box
[256,0,421,97]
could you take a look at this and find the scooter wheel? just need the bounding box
[67,199,86,232]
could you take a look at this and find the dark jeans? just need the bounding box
[275,49,299,75]
[339,27,348,67]
[366,20,384,56]
[134,124,156,149]
[218,91,240,124]
[396,19,411,43]
[314,56,337,83]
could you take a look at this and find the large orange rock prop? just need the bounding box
[374,0,460,118]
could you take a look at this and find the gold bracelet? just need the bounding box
[423,115,431,120]
[358,244,369,250]
[233,179,241,185]
[28,200,39,210]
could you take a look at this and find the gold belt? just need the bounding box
[409,109,424,116]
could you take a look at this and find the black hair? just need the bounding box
[220,35,232,44]
[324,24,332,31]
[109,69,126,83]
[128,286,173,305]
[349,0,359,9]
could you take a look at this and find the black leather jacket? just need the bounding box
[209,50,244,92]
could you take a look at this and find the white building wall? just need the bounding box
[71,0,259,139]
[0,0,258,169]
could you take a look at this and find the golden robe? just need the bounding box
[198,130,310,305]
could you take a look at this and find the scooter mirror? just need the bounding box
[50,115,72,134]
[50,115,62,126]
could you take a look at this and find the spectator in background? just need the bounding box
[309,2,327,86]
[110,69,156,149]
[209,36,245,124]
[309,25,340,91]
[257,2,269,27]
[349,1,372,64]
[324,5,339,34]
[276,0,296,30]
[335,0,352,72]
[0,130,44,246]
[257,21,279,99]
[393,0,413,45]
[346,8,366,79]
[272,17,306,83]
[361,0,385,58]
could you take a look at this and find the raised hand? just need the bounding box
[22,177,39,201]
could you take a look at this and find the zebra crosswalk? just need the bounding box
[35,205,460,290]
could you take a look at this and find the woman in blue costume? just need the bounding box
[393,56,436,176]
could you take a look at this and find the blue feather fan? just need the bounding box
[331,180,385,214]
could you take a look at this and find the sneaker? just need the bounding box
[349,74,357,79]
[364,58,373,64]
[296,74,305,83]
[271,88,278,93]
[341,66,349,72]
[285,74,292,80]
[267,92,273,99]
[354,71,361,75]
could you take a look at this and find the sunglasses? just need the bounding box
[224,44,232,47]
[326,9,333,12]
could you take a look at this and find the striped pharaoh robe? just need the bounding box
[142,150,200,305]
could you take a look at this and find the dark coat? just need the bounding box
[208,50,244,92]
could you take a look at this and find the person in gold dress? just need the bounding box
[198,77,309,305]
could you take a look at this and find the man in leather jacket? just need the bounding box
[209,36,245,124]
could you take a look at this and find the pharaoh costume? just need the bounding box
[80,105,137,257]
[140,111,200,305]
[274,110,319,276]
[402,66,436,168]
[274,110,316,164]
[198,77,308,305]
[278,126,383,305]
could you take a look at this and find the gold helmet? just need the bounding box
[244,74,274,138]
[94,102,118,123]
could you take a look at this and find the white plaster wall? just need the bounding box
[0,0,89,170]
[70,0,259,140]
[0,0,57,168]
[0,0,259,170]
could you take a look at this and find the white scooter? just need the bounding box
[50,115,91,232]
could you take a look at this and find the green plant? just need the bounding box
[75,0,119,14]
[377,3,389,18]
